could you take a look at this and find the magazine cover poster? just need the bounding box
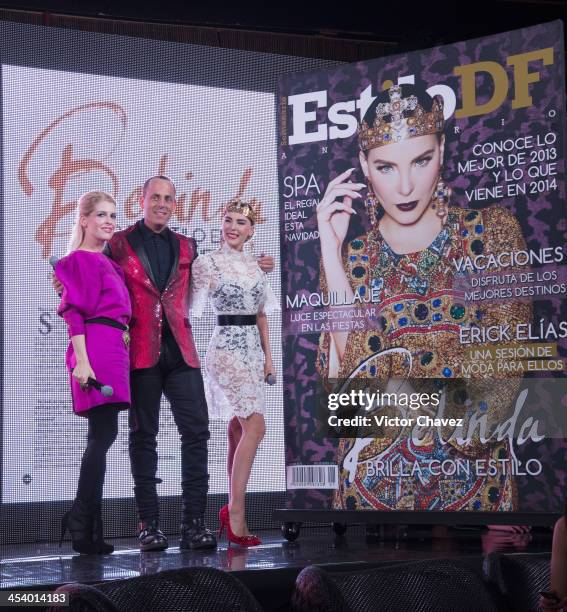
[278,21,567,515]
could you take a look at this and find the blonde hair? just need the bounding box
[66,191,117,254]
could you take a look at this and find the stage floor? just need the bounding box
[0,525,551,592]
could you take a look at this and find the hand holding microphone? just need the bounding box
[264,358,276,385]
[87,377,114,397]
[48,256,64,296]
[72,363,114,397]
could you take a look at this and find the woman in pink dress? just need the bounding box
[56,191,131,554]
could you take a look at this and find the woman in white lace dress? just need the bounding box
[191,199,278,546]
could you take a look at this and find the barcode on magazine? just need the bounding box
[287,464,338,489]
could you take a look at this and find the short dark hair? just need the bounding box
[142,175,176,197]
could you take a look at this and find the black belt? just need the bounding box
[85,317,129,331]
[217,315,257,326]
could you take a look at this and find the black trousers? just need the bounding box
[76,406,119,506]
[128,332,210,522]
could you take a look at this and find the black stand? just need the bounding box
[273,509,560,541]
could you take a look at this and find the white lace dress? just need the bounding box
[190,244,279,420]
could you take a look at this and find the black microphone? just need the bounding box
[265,373,276,386]
[87,377,114,397]
[49,256,62,297]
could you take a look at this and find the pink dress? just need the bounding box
[56,250,132,416]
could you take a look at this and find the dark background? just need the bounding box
[0,1,565,63]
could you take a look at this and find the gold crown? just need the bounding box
[223,198,257,224]
[358,85,444,152]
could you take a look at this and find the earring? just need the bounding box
[434,176,450,219]
[366,180,380,228]
[247,233,255,255]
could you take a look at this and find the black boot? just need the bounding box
[92,504,114,554]
[60,500,100,555]
[180,518,217,550]
[138,519,168,552]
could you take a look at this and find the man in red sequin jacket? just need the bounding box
[107,175,273,551]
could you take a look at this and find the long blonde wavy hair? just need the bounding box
[66,191,117,254]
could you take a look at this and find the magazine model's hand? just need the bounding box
[316,168,364,253]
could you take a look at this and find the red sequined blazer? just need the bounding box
[108,222,200,370]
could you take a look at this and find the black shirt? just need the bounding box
[139,219,173,293]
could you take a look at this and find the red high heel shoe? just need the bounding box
[218,505,262,547]
[218,504,229,533]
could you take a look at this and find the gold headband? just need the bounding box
[358,85,444,152]
[223,198,256,224]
